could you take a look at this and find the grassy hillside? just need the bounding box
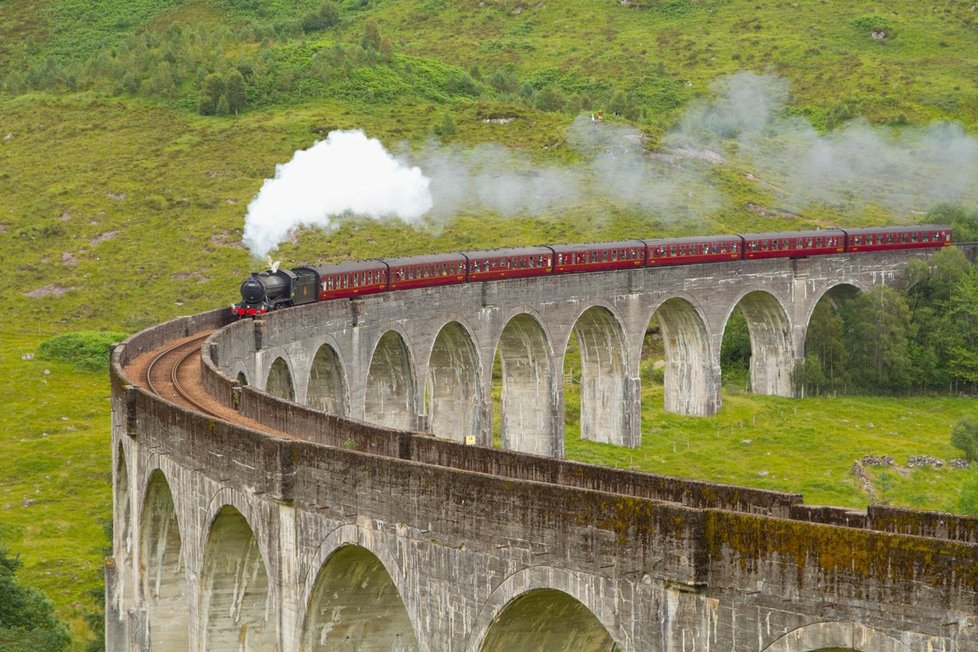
[1,0,978,647]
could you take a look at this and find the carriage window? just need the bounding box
[912,232,918,242]
[327,279,334,290]
[761,241,768,250]
[611,250,618,260]
[720,244,727,253]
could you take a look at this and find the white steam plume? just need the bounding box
[243,72,978,257]
[243,130,432,258]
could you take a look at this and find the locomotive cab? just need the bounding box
[232,267,320,317]
[232,269,295,317]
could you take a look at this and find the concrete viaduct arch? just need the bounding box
[108,247,978,650]
[228,251,924,455]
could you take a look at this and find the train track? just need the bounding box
[143,331,221,417]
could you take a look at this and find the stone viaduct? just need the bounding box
[108,249,978,650]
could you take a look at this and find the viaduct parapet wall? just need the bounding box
[108,250,978,651]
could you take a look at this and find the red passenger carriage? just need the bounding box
[464,247,553,281]
[645,235,743,266]
[741,230,845,260]
[387,253,468,290]
[551,240,645,274]
[844,225,952,253]
[317,260,389,301]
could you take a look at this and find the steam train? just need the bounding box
[232,224,952,317]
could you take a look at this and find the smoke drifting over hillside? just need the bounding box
[671,72,978,213]
[242,72,978,257]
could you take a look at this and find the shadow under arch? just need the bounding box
[564,305,629,446]
[365,330,416,430]
[266,355,295,401]
[803,282,864,331]
[723,290,795,397]
[648,296,718,416]
[426,321,481,441]
[306,341,348,416]
[300,544,419,651]
[114,443,133,612]
[761,621,910,652]
[798,283,863,396]
[199,505,276,651]
[140,469,187,650]
[478,588,619,652]
[467,566,622,652]
[494,312,555,456]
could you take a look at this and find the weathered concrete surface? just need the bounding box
[109,278,978,650]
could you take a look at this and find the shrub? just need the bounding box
[198,72,225,115]
[301,2,340,33]
[952,418,978,463]
[489,68,518,94]
[0,547,70,651]
[433,113,455,138]
[38,331,128,372]
[535,85,564,112]
[226,69,246,114]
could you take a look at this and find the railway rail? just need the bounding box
[142,331,222,418]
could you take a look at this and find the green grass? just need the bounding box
[565,383,976,511]
[0,331,112,647]
[1,0,978,647]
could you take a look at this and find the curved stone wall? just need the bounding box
[108,252,978,650]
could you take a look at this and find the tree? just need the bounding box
[225,69,246,114]
[720,307,751,371]
[844,286,913,392]
[0,547,70,651]
[951,418,978,463]
[361,20,381,51]
[301,2,340,32]
[198,72,225,115]
[804,299,848,392]
[215,94,230,116]
[489,68,518,94]
[946,268,978,388]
